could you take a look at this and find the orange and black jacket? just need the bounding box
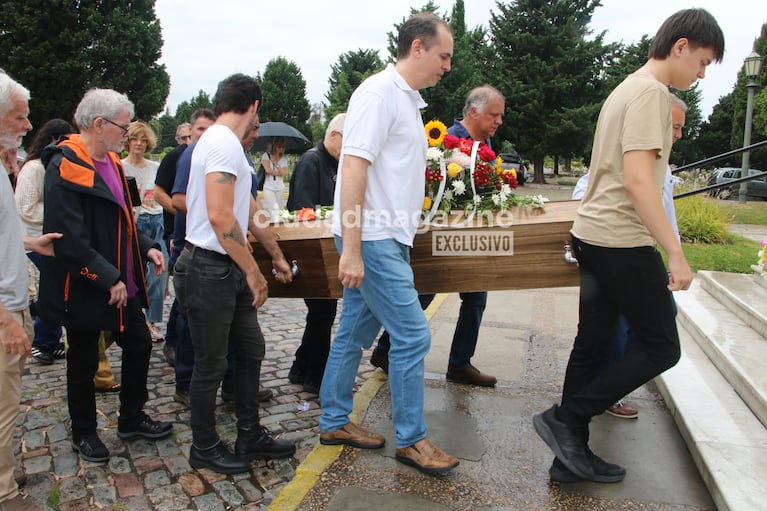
[38,134,158,332]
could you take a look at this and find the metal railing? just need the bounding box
[672,139,767,199]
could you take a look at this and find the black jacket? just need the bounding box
[39,135,157,332]
[286,141,339,210]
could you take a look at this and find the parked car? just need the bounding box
[499,150,527,186]
[707,167,767,199]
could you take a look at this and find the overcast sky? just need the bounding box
[155,0,765,120]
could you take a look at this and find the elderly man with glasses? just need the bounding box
[39,88,173,464]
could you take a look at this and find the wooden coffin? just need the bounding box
[250,200,581,299]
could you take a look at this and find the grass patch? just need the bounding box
[47,480,61,509]
[716,200,767,225]
[555,178,579,186]
[661,234,760,273]
[661,196,762,273]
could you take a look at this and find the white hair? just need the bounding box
[0,71,30,117]
[74,88,134,131]
[463,85,504,116]
[669,94,688,113]
[324,113,346,140]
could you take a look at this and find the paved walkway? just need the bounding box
[16,284,716,510]
[20,205,765,510]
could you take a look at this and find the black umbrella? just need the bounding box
[252,121,311,153]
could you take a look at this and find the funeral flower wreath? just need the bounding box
[422,120,546,223]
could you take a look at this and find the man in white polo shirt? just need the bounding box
[318,12,459,475]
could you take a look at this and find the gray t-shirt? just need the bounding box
[0,162,29,311]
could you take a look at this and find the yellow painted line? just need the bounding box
[266,293,449,511]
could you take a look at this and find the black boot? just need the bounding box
[235,426,296,461]
[189,442,250,474]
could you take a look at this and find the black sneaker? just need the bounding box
[31,347,54,365]
[533,405,596,481]
[235,425,296,461]
[72,433,109,462]
[549,453,625,484]
[117,413,173,440]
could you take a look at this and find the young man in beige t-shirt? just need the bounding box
[533,8,724,484]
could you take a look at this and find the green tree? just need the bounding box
[489,0,611,182]
[0,0,169,134]
[259,57,311,141]
[697,94,738,168]
[325,49,384,121]
[173,90,213,126]
[385,1,491,128]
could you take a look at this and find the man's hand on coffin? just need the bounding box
[271,257,293,285]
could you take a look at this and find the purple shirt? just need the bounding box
[93,158,138,298]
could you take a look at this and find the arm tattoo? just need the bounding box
[222,222,246,246]
[214,172,235,185]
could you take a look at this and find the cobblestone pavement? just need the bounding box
[16,287,361,511]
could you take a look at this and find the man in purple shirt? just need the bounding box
[40,89,173,464]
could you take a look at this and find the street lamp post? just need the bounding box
[739,51,763,202]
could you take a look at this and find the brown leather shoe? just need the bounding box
[370,350,389,374]
[604,401,639,419]
[319,422,385,449]
[446,364,497,387]
[395,438,459,475]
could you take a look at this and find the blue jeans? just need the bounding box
[375,291,487,369]
[27,252,63,351]
[319,237,429,448]
[135,213,167,323]
[173,245,265,449]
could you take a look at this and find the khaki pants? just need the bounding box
[0,309,32,502]
[93,332,117,390]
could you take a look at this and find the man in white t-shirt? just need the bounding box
[173,74,295,475]
[319,12,459,475]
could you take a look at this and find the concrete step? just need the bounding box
[674,278,767,428]
[656,324,767,511]
[698,270,767,338]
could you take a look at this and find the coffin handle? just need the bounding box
[563,245,578,264]
[273,260,300,278]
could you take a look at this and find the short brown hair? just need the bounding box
[649,8,724,62]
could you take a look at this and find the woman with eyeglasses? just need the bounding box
[260,136,289,218]
[121,121,167,342]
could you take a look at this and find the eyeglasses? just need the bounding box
[103,118,130,134]
[178,135,192,142]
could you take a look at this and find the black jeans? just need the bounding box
[292,299,338,382]
[66,298,151,437]
[559,236,680,428]
[173,245,265,449]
